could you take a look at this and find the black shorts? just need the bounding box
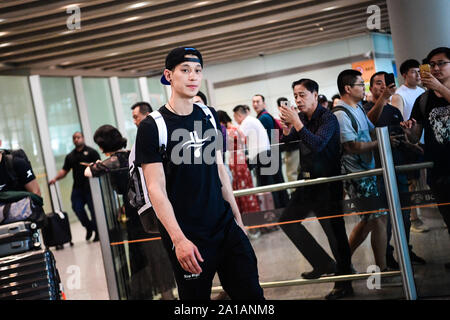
[160,220,264,300]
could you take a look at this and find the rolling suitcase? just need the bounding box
[42,185,73,249]
[0,249,62,300]
[0,221,41,258]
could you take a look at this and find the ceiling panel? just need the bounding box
[0,0,390,76]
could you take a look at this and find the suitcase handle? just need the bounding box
[49,183,64,215]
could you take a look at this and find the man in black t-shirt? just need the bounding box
[135,47,264,300]
[365,71,426,269]
[402,47,450,269]
[49,132,100,241]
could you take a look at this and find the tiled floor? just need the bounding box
[52,205,450,300]
[52,222,109,300]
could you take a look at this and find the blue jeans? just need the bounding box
[71,188,97,232]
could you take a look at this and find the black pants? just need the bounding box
[161,220,264,300]
[430,175,450,234]
[71,187,97,232]
[279,181,352,287]
[253,151,289,209]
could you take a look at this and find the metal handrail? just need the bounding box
[233,162,433,197]
[211,271,402,293]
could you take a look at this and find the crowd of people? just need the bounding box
[2,45,448,301]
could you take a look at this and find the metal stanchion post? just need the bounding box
[376,127,417,300]
[89,177,120,300]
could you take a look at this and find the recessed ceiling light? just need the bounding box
[124,16,140,21]
[267,19,278,23]
[60,30,75,35]
[60,61,72,65]
[0,19,6,23]
[0,32,9,36]
[0,42,12,47]
[127,2,150,9]
[322,6,337,11]
[318,27,324,31]
[106,52,120,56]
[62,3,80,10]
[194,1,210,6]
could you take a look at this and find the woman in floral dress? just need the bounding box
[217,111,260,214]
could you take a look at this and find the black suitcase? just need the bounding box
[42,185,73,249]
[0,249,62,300]
[0,221,41,258]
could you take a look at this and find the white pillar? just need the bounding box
[109,77,126,135]
[387,0,450,73]
[73,76,94,146]
[29,75,60,211]
[138,77,150,103]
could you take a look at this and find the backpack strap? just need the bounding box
[332,106,358,133]
[149,110,168,150]
[194,103,217,130]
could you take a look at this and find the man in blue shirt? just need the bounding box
[279,78,353,300]
[334,69,389,275]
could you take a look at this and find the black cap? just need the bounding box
[160,47,203,85]
[318,94,328,103]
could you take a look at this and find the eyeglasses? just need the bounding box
[429,61,450,68]
[351,82,366,87]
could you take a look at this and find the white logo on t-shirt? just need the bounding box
[429,105,450,144]
[26,170,33,178]
[0,184,5,191]
[181,131,209,158]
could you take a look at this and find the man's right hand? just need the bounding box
[174,238,204,274]
[400,118,417,129]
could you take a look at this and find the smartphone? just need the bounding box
[419,64,431,76]
[281,100,290,108]
[385,73,395,87]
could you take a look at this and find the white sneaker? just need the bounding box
[248,229,261,240]
[410,219,429,233]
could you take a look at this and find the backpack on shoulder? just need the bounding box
[258,111,284,142]
[127,103,217,234]
[1,149,32,190]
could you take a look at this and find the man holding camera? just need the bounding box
[364,71,426,269]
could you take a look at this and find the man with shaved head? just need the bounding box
[49,131,101,243]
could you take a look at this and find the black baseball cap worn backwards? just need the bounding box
[160,47,203,85]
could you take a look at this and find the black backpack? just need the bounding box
[1,149,32,190]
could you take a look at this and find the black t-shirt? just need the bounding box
[63,145,100,190]
[363,102,404,130]
[135,104,233,245]
[0,154,36,192]
[411,90,450,177]
[363,102,410,166]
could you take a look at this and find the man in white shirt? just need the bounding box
[233,104,286,213]
[392,59,425,120]
[233,104,271,166]
[391,59,429,233]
